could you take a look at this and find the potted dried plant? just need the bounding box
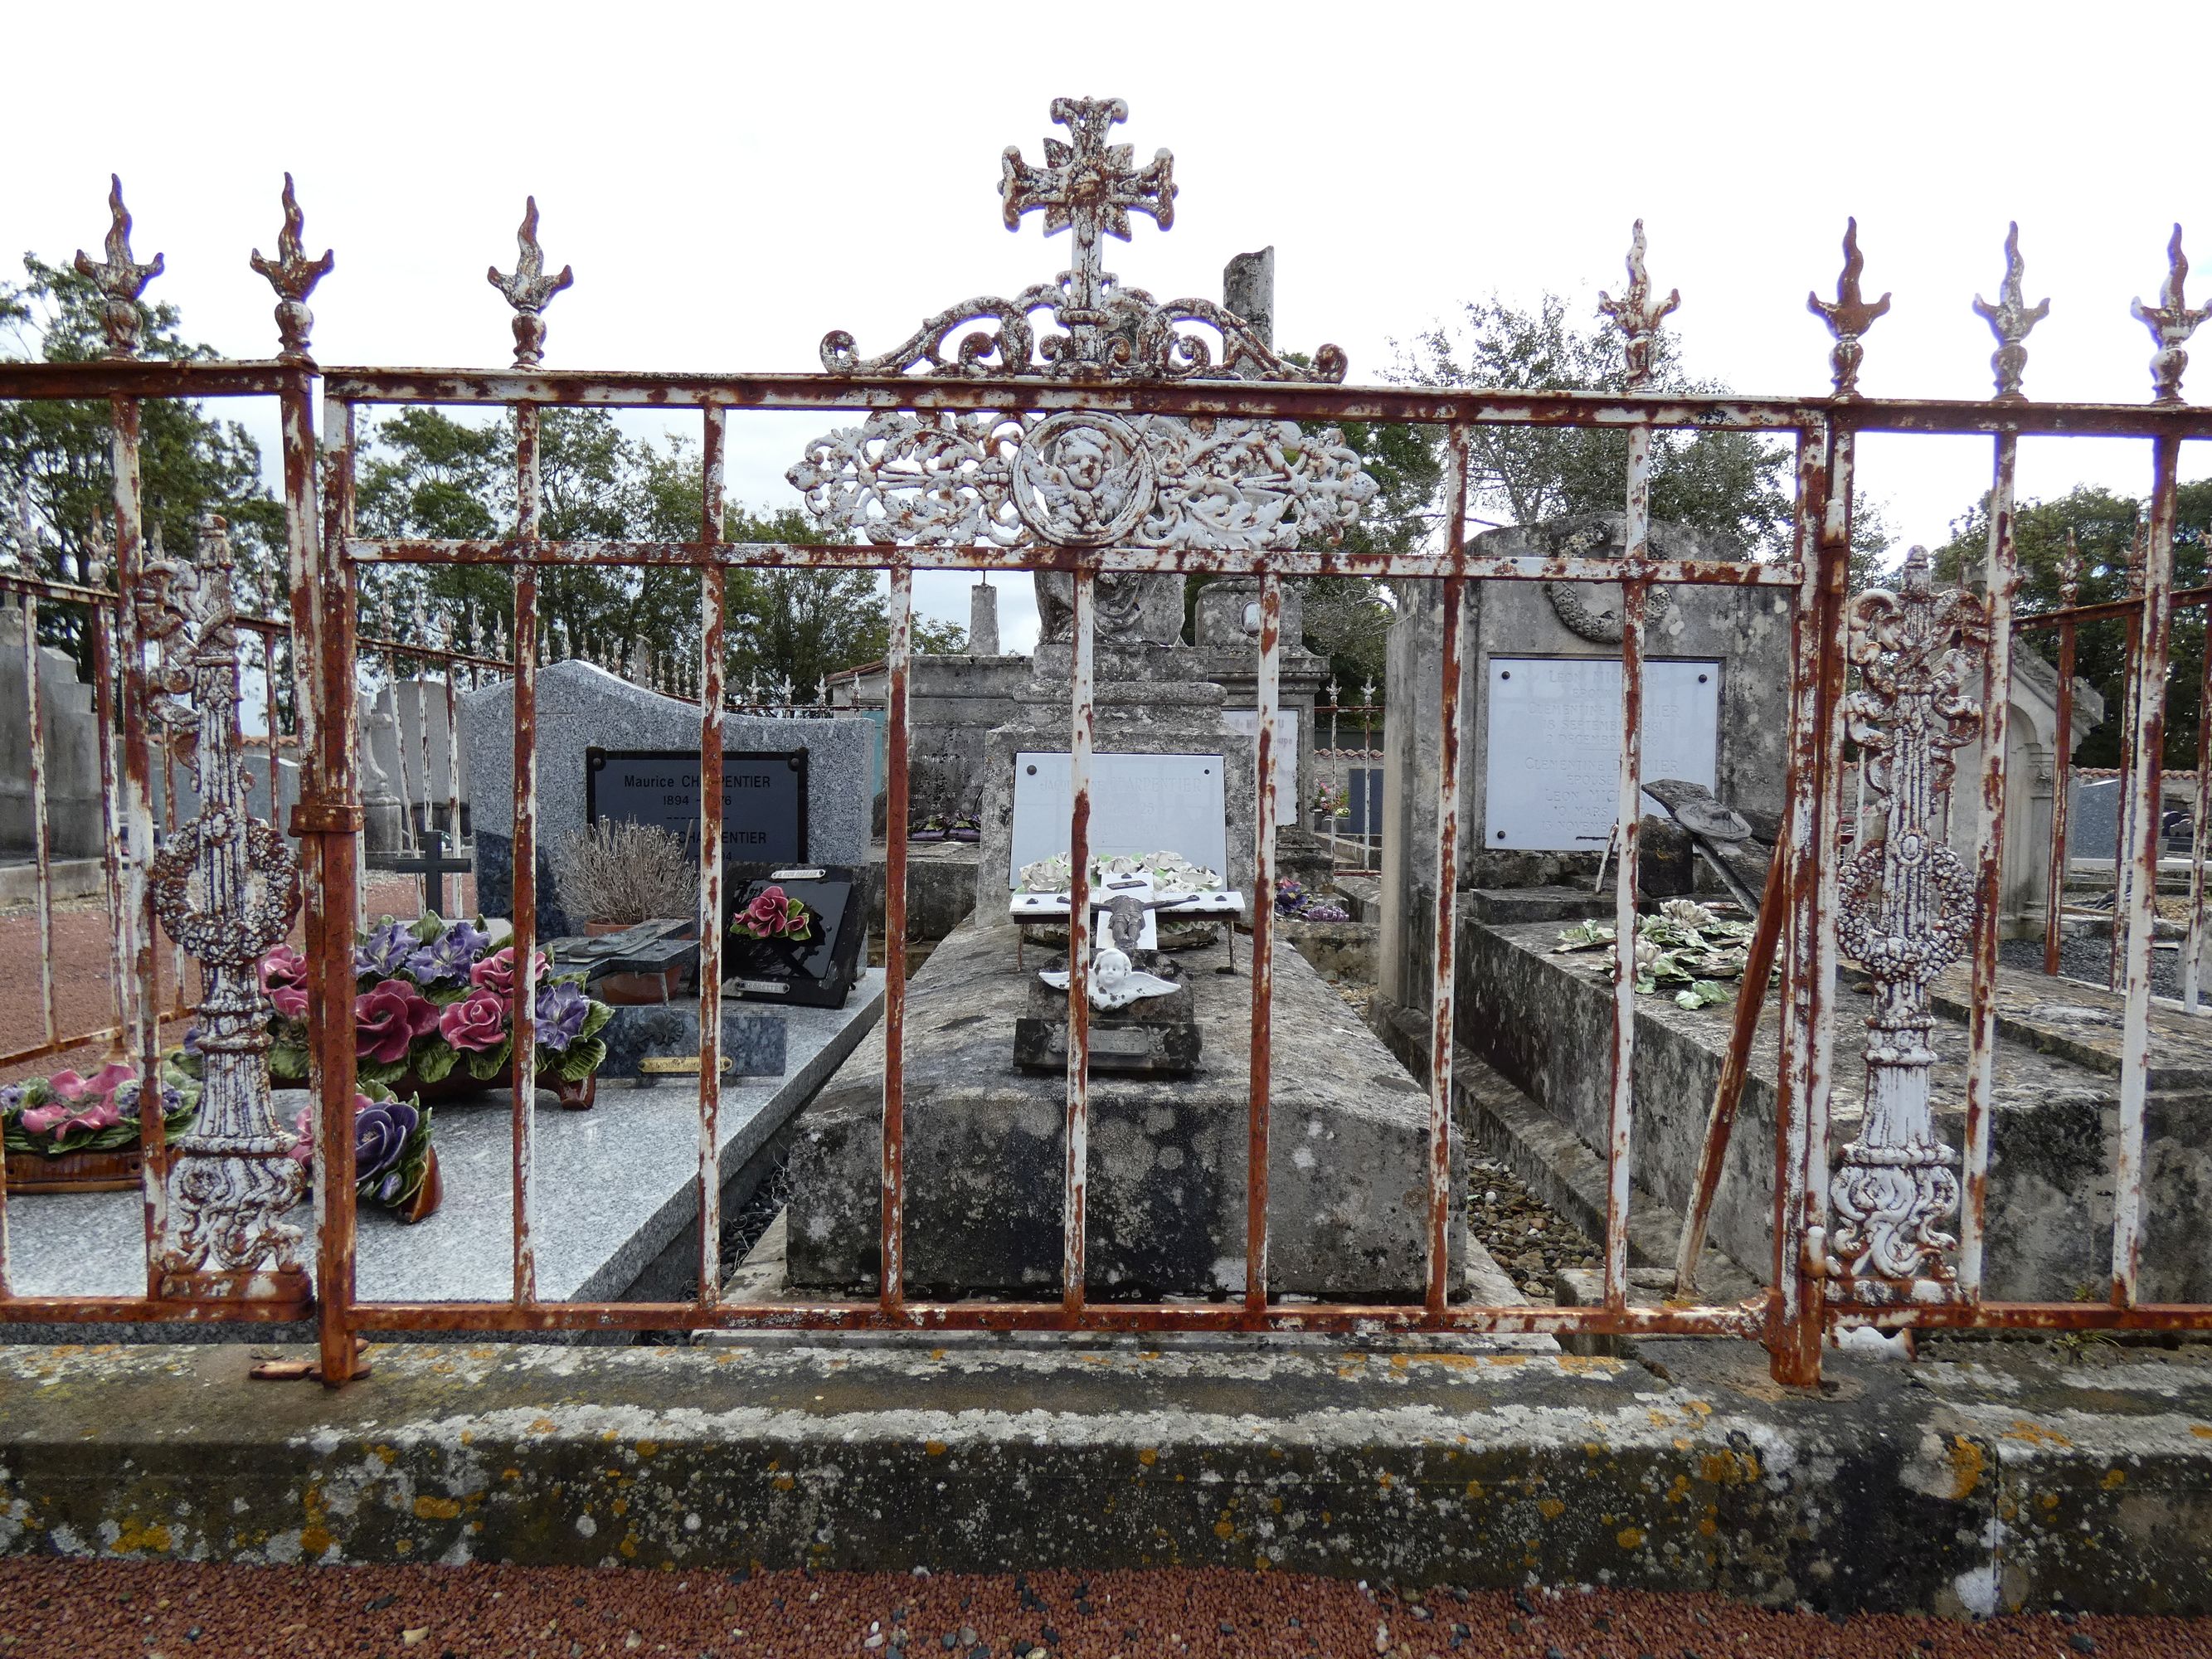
[553,820,702,1004]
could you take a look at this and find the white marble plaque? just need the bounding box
[1220,708,1300,825]
[1009,752,1228,888]
[1484,658,1721,851]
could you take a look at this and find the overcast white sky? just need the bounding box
[8,1,2209,652]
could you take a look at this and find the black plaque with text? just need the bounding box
[586,748,808,864]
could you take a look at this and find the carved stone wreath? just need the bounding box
[1535,518,1676,643]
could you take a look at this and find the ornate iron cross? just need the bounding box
[1000,95,1176,357]
[819,96,1339,384]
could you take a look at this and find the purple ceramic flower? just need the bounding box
[182,1024,203,1055]
[406,919,491,986]
[355,1096,420,1186]
[533,981,591,1053]
[0,1083,22,1116]
[354,919,417,980]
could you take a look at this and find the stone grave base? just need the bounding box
[5,1335,2211,1612]
[785,917,1465,1300]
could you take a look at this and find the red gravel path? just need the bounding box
[0,1563,2204,1659]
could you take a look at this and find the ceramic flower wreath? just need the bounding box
[0,1059,199,1158]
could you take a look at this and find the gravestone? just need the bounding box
[460,659,870,936]
[587,747,808,864]
[725,868,868,1010]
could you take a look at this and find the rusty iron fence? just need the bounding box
[1310,692,1383,874]
[2,114,2211,1385]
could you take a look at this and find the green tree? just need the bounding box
[0,255,284,662]
[1389,292,1801,555]
[1932,483,2212,768]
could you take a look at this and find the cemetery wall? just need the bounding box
[0,607,104,860]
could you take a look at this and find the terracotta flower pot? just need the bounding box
[585,919,689,1005]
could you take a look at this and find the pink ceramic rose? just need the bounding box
[260,944,310,1021]
[354,980,437,1066]
[437,987,508,1053]
[468,945,548,1002]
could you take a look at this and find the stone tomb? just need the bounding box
[461,660,871,937]
[787,919,1461,1299]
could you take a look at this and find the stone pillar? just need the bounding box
[970,581,1000,655]
[1223,246,1276,345]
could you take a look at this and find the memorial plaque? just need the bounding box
[724,867,865,1010]
[1220,708,1301,826]
[1009,752,1228,888]
[586,748,807,864]
[1484,658,1721,851]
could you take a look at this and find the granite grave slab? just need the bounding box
[4,972,883,1334]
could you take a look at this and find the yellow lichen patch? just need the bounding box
[1672,1437,1693,1452]
[925,1441,948,1457]
[635,1441,659,1458]
[1138,1448,1159,1467]
[412,1496,462,1521]
[459,1432,474,1447]
[1666,1475,1691,1505]
[502,1468,522,1481]
[527,1418,557,1435]
[611,1499,630,1518]
[1617,1526,1646,1550]
[2103,1468,2127,1491]
[1465,1480,1485,1500]
[1945,1436,1986,1502]
[2190,1425,2212,1440]
[1698,1449,1760,1487]
[299,1483,336,1560]
[395,1538,413,1554]
[1536,1498,1566,1520]
[599,1428,620,1444]
[1698,1515,1719,1537]
[618,1535,638,1559]
[1684,1399,1713,1418]
[1377,1473,1393,1490]
[1390,1355,1409,1370]
[115,1517,173,1554]
[1556,1356,1615,1376]
[2038,1491,2059,1512]
[1485,1354,1529,1369]
[372,1445,398,1467]
[1213,1519,1236,1539]
[2002,1420,2073,1449]
[771,1476,795,1492]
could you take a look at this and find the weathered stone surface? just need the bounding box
[461,661,870,936]
[5,1336,2212,1613]
[786,917,1462,1298]
[1424,917,2212,1303]
[1464,886,1612,926]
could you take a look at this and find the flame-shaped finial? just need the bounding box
[1597,221,1680,391]
[73,176,164,361]
[249,174,336,365]
[487,197,575,368]
[1807,218,1892,398]
[2131,224,2209,404]
[1969,222,2049,401]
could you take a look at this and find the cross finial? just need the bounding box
[74,176,164,361]
[2132,225,2208,404]
[487,197,574,368]
[1000,97,1175,328]
[250,174,335,365]
[1597,221,1680,391]
[1807,217,1891,397]
[1971,222,2049,402]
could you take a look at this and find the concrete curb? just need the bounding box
[2,1338,2209,1614]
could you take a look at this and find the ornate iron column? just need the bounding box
[143,515,308,1304]
[1829,546,1986,1284]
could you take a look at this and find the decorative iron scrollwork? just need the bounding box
[818,97,1344,385]
[1829,547,1986,1284]
[789,410,1375,555]
[141,517,306,1295]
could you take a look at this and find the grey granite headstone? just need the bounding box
[596,1001,788,1083]
[2073,777,2119,861]
[461,661,870,934]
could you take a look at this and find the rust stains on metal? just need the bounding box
[488,198,573,371]
[1808,218,1891,397]
[696,406,729,1310]
[1063,571,1095,1322]
[248,174,333,366]
[508,402,543,1306]
[73,176,163,361]
[1245,573,1281,1315]
[882,561,913,1316]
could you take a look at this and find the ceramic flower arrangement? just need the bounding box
[284,1083,440,1224]
[1553,897,1757,1010]
[260,913,615,1095]
[732,884,815,944]
[1273,876,1349,923]
[1,1059,199,1160]
[1016,851,1223,900]
[1312,781,1351,820]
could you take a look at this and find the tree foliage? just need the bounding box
[1932,483,2212,768]
[353,407,960,693]
[0,256,284,663]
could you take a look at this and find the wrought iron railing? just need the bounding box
[2,112,2210,1384]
